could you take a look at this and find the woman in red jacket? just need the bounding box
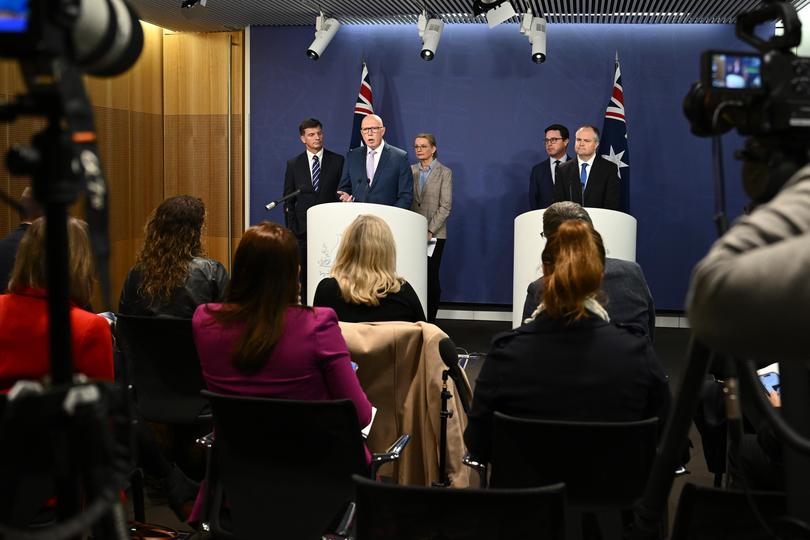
[0,216,113,391]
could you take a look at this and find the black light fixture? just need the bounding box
[472,0,516,28]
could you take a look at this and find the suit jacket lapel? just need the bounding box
[297,154,314,193]
[412,165,423,204]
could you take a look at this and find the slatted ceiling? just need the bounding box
[128,0,807,32]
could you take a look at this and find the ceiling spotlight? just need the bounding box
[180,0,206,8]
[418,11,444,61]
[472,0,516,28]
[306,12,341,61]
[520,9,547,63]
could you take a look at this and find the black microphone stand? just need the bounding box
[432,368,454,488]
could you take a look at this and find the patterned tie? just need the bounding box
[311,154,320,191]
[580,162,589,192]
[366,150,376,186]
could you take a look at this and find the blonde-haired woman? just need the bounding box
[313,214,426,323]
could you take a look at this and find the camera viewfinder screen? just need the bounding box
[0,0,28,33]
[711,53,762,90]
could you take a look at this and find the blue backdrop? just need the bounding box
[249,23,757,311]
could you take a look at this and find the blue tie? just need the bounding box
[580,163,588,193]
[311,155,320,191]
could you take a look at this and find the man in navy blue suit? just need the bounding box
[529,124,572,210]
[337,114,413,209]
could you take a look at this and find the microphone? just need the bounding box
[438,337,472,413]
[265,189,301,211]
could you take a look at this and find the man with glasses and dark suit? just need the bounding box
[529,124,572,210]
[337,114,413,209]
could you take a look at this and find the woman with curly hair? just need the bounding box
[313,214,425,323]
[119,195,228,318]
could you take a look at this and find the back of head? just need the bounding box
[214,221,299,374]
[543,201,592,237]
[10,217,95,307]
[541,220,604,322]
[136,195,206,305]
[331,215,403,306]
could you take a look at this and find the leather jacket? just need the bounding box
[118,257,228,318]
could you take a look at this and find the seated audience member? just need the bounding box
[189,222,372,522]
[0,217,113,389]
[0,187,42,291]
[313,214,426,323]
[522,201,655,340]
[464,219,670,462]
[119,195,228,318]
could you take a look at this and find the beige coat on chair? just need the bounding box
[339,321,471,487]
[411,160,452,239]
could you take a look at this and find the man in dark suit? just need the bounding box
[0,187,42,290]
[529,123,572,210]
[521,201,655,339]
[283,118,344,301]
[337,114,412,209]
[554,125,620,210]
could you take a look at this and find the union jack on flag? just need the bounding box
[350,63,374,149]
[599,52,631,213]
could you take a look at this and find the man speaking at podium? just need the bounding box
[554,125,620,210]
[337,114,413,209]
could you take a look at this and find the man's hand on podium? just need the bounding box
[337,191,354,202]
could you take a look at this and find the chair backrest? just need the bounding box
[670,483,786,540]
[353,474,566,540]
[115,314,207,424]
[202,390,369,540]
[491,412,658,506]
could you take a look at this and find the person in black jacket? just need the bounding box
[283,118,344,301]
[313,214,425,323]
[464,219,670,462]
[119,195,228,318]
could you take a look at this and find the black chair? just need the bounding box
[114,314,209,424]
[490,412,659,540]
[350,474,566,540]
[201,390,410,540]
[671,483,787,540]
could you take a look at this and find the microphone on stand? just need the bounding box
[265,189,301,211]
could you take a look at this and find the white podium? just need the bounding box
[307,203,428,314]
[512,208,637,328]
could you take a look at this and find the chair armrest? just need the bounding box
[196,432,214,449]
[321,501,356,540]
[462,453,488,488]
[369,433,410,479]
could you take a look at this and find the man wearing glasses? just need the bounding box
[529,124,572,210]
[337,114,413,209]
[553,125,620,210]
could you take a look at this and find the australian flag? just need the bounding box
[349,63,374,150]
[599,53,630,213]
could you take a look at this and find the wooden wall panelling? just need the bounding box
[230,31,244,262]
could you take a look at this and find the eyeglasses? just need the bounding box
[414,145,432,150]
[540,231,546,238]
[360,126,383,134]
[543,137,563,144]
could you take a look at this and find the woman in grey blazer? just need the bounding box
[411,133,453,323]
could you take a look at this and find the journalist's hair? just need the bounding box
[332,215,404,306]
[10,217,95,307]
[209,222,301,375]
[544,123,570,140]
[543,201,592,237]
[415,132,438,159]
[541,220,604,321]
[299,118,323,135]
[18,187,42,222]
[135,195,206,306]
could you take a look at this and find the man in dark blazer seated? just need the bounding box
[554,125,621,210]
[528,123,573,210]
[283,118,344,301]
[337,114,413,209]
[522,201,655,340]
